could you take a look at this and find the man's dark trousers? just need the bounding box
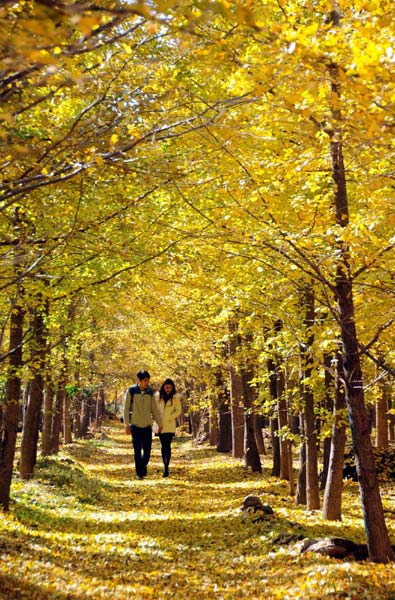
[131,425,152,477]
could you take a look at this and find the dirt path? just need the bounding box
[1,423,394,599]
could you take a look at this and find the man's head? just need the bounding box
[137,369,150,389]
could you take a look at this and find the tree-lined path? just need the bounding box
[3,0,395,581]
[1,422,395,599]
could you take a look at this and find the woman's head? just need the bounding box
[160,378,176,400]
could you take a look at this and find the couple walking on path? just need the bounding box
[123,370,182,479]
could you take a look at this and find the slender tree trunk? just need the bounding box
[63,387,72,444]
[217,398,232,453]
[80,389,93,438]
[329,61,394,561]
[228,319,244,459]
[73,386,82,439]
[41,377,55,456]
[301,284,320,510]
[0,300,24,510]
[277,362,289,480]
[51,323,70,452]
[267,357,280,477]
[323,353,347,520]
[286,392,295,496]
[375,378,389,449]
[255,415,266,455]
[320,353,334,490]
[95,378,105,431]
[389,392,395,442]
[20,308,46,479]
[229,374,244,458]
[72,343,82,438]
[216,370,232,453]
[271,416,281,477]
[295,413,307,506]
[50,387,64,454]
[240,336,261,473]
[209,389,218,447]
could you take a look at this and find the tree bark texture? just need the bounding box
[276,362,289,481]
[330,90,395,560]
[320,353,335,490]
[267,358,280,477]
[228,319,244,459]
[41,378,55,456]
[0,302,24,510]
[375,379,389,449]
[323,353,347,521]
[216,371,232,453]
[20,308,46,479]
[301,284,320,510]
[295,414,307,506]
[240,338,261,473]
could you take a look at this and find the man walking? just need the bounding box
[124,369,162,479]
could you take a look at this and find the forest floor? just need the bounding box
[1,421,395,599]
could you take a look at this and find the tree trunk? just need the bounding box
[240,339,261,473]
[80,388,94,438]
[216,370,232,453]
[63,386,72,444]
[323,353,347,520]
[209,389,218,447]
[0,301,24,510]
[320,353,334,490]
[277,362,289,480]
[389,392,395,442]
[41,378,55,456]
[255,415,266,455]
[301,284,320,510]
[267,357,280,477]
[375,378,389,449]
[73,386,82,439]
[50,387,64,454]
[228,319,244,459]
[95,378,105,431]
[20,308,46,479]
[329,63,394,561]
[271,416,281,478]
[295,413,307,506]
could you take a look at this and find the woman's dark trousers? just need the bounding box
[159,432,174,476]
[131,425,152,478]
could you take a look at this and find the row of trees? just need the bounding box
[1,0,395,562]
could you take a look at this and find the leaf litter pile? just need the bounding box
[1,423,395,599]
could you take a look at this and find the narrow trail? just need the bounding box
[2,422,394,599]
[77,424,277,599]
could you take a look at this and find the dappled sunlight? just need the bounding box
[2,422,395,599]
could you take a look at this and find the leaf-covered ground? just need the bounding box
[1,423,395,599]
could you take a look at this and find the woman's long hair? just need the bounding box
[159,378,176,404]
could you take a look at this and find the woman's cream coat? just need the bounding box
[156,393,182,433]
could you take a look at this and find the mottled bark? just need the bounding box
[323,354,347,520]
[0,301,24,510]
[20,308,46,479]
[301,284,319,510]
[329,65,394,560]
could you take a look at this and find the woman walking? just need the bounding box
[157,378,182,477]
